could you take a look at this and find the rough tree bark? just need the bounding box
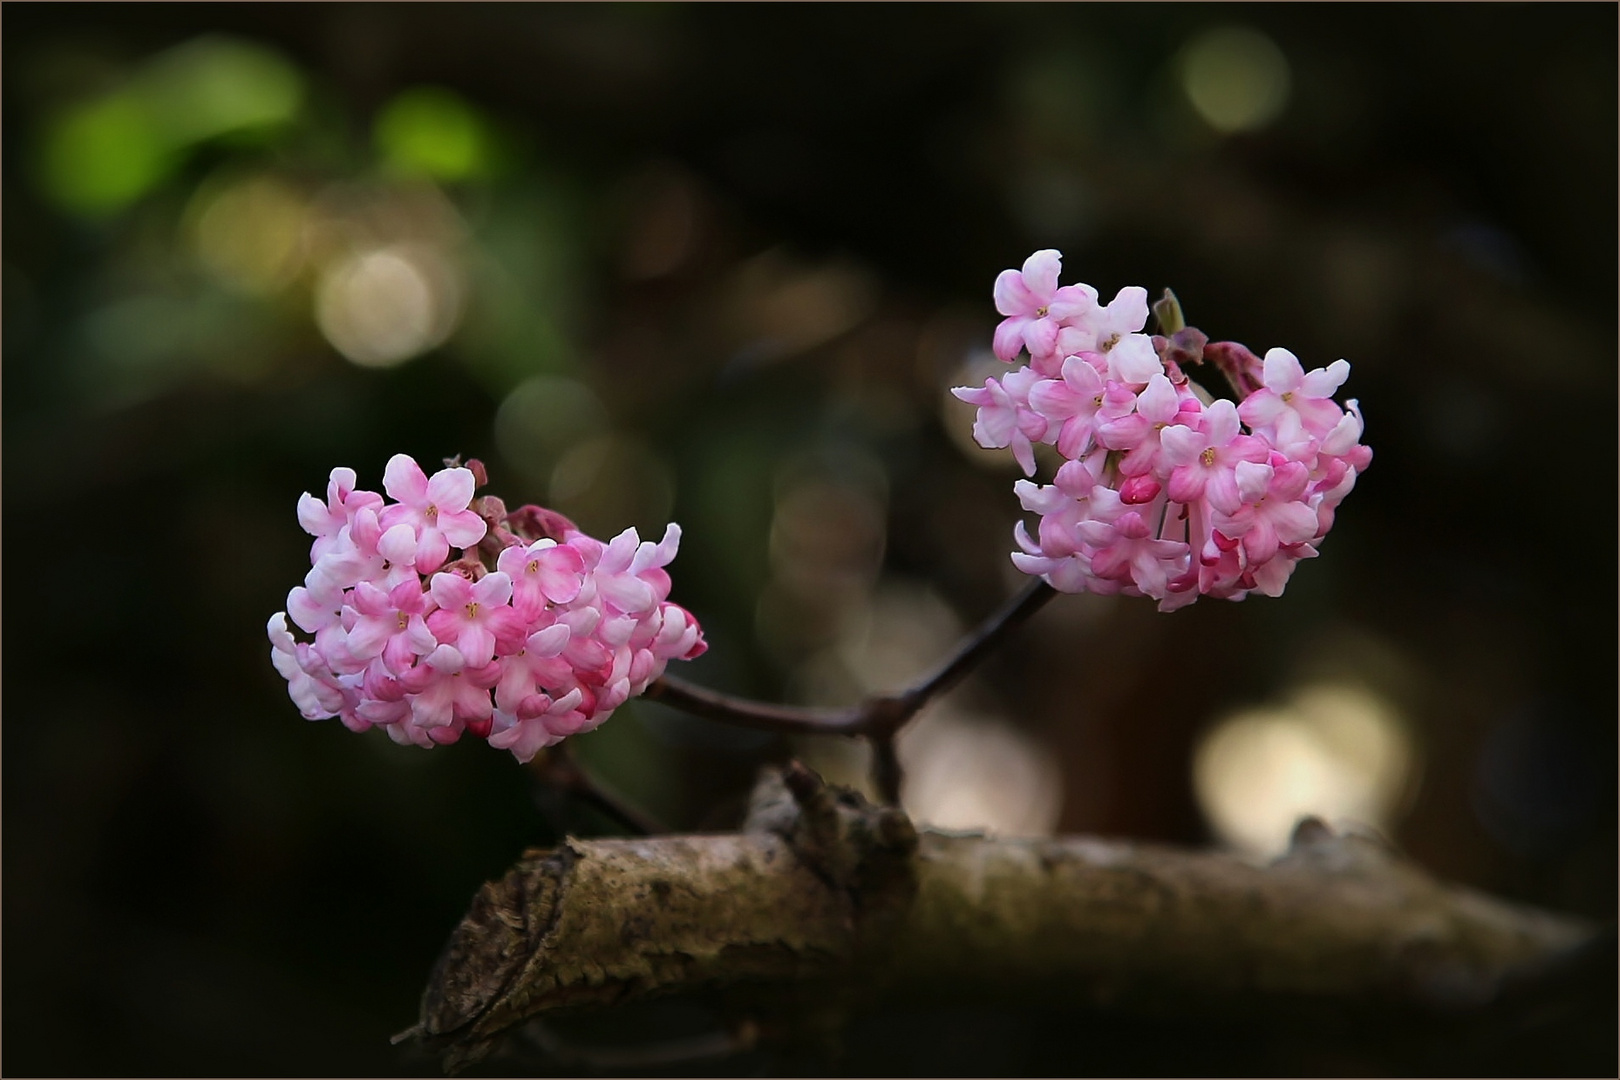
[397,765,1602,1074]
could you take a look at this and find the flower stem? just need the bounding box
[531,744,668,836]
[645,579,1058,800]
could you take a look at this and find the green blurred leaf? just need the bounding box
[39,92,173,216]
[374,87,496,182]
[133,35,304,146]
[38,35,304,218]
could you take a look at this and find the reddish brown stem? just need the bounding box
[530,744,667,836]
[644,580,1058,799]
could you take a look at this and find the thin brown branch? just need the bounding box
[643,580,1055,800]
[528,744,667,836]
[640,677,866,736]
[644,582,1062,803]
[892,578,1057,717]
[645,580,1057,740]
[870,735,903,805]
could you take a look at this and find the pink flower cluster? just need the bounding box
[269,454,707,762]
[953,250,1371,611]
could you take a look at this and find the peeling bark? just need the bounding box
[400,768,1600,1073]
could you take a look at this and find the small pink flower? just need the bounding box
[952,367,1048,476]
[991,249,1099,363]
[268,613,348,719]
[1237,349,1352,451]
[355,659,413,726]
[649,601,708,661]
[1089,287,1152,355]
[1160,399,1269,513]
[1028,353,1107,459]
[310,508,419,594]
[425,571,526,668]
[488,686,588,763]
[494,623,573,716]
[397,644,500,732]
[1213,460,1320,566]
[378,454,488,573]
[342,578,437,674]
[1096,373,1198,478]
[497,539,586,619]
[1082,510,1190,600]
[297,467,384,564]
[1099,333,1159,389]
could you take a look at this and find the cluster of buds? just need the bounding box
[268,454,706,761]
[953,250,1371,611]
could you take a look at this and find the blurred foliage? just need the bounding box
[374,86,505,182]
[3,4,1614,1075]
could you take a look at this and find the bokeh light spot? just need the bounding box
[548,435,676,538]
[900,709,1064,837]
[187,175,309,295]
[493,376,608,484]
[314,244,462,367]
[1193,683,1414,857]
[1179,26,1291,134]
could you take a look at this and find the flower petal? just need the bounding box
[1108,334,1161,385]
[1299,359,1351,399]
[438,508,488,550]
[383,454,429,506]
[426,466,476,513]
[1261,348,1304,393]
[994,270,1039,318]
[1020,249,1062,299]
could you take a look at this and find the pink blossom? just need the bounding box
[378,455,488,573]
[425,571,526,668]
[488,687,587,763]
[991,249,1099,363]
[1237,349,1352,452]
[649,601,708,661]
[494,623,574,717]
[963,251,1370,609]
[354,660,413,726]
[1212,460,1320,565]
[1089,287,1152,354]
[297,468,384,564]
[1082,510,1190,600]
[1046,288,1152,362]
[268,613,347,719]
[397,644,501,734]
[1103,333,1165,386]
[271,457,707,761]
[1027,353,1106,459]
[496,539,585,618]
[342,578,437,673]
[310,507,419,594]
[1160,399,1269,513]
[952,366,1049,476]
[1096,373,1199,478]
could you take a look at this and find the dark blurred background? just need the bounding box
[4,4,1615,1075]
